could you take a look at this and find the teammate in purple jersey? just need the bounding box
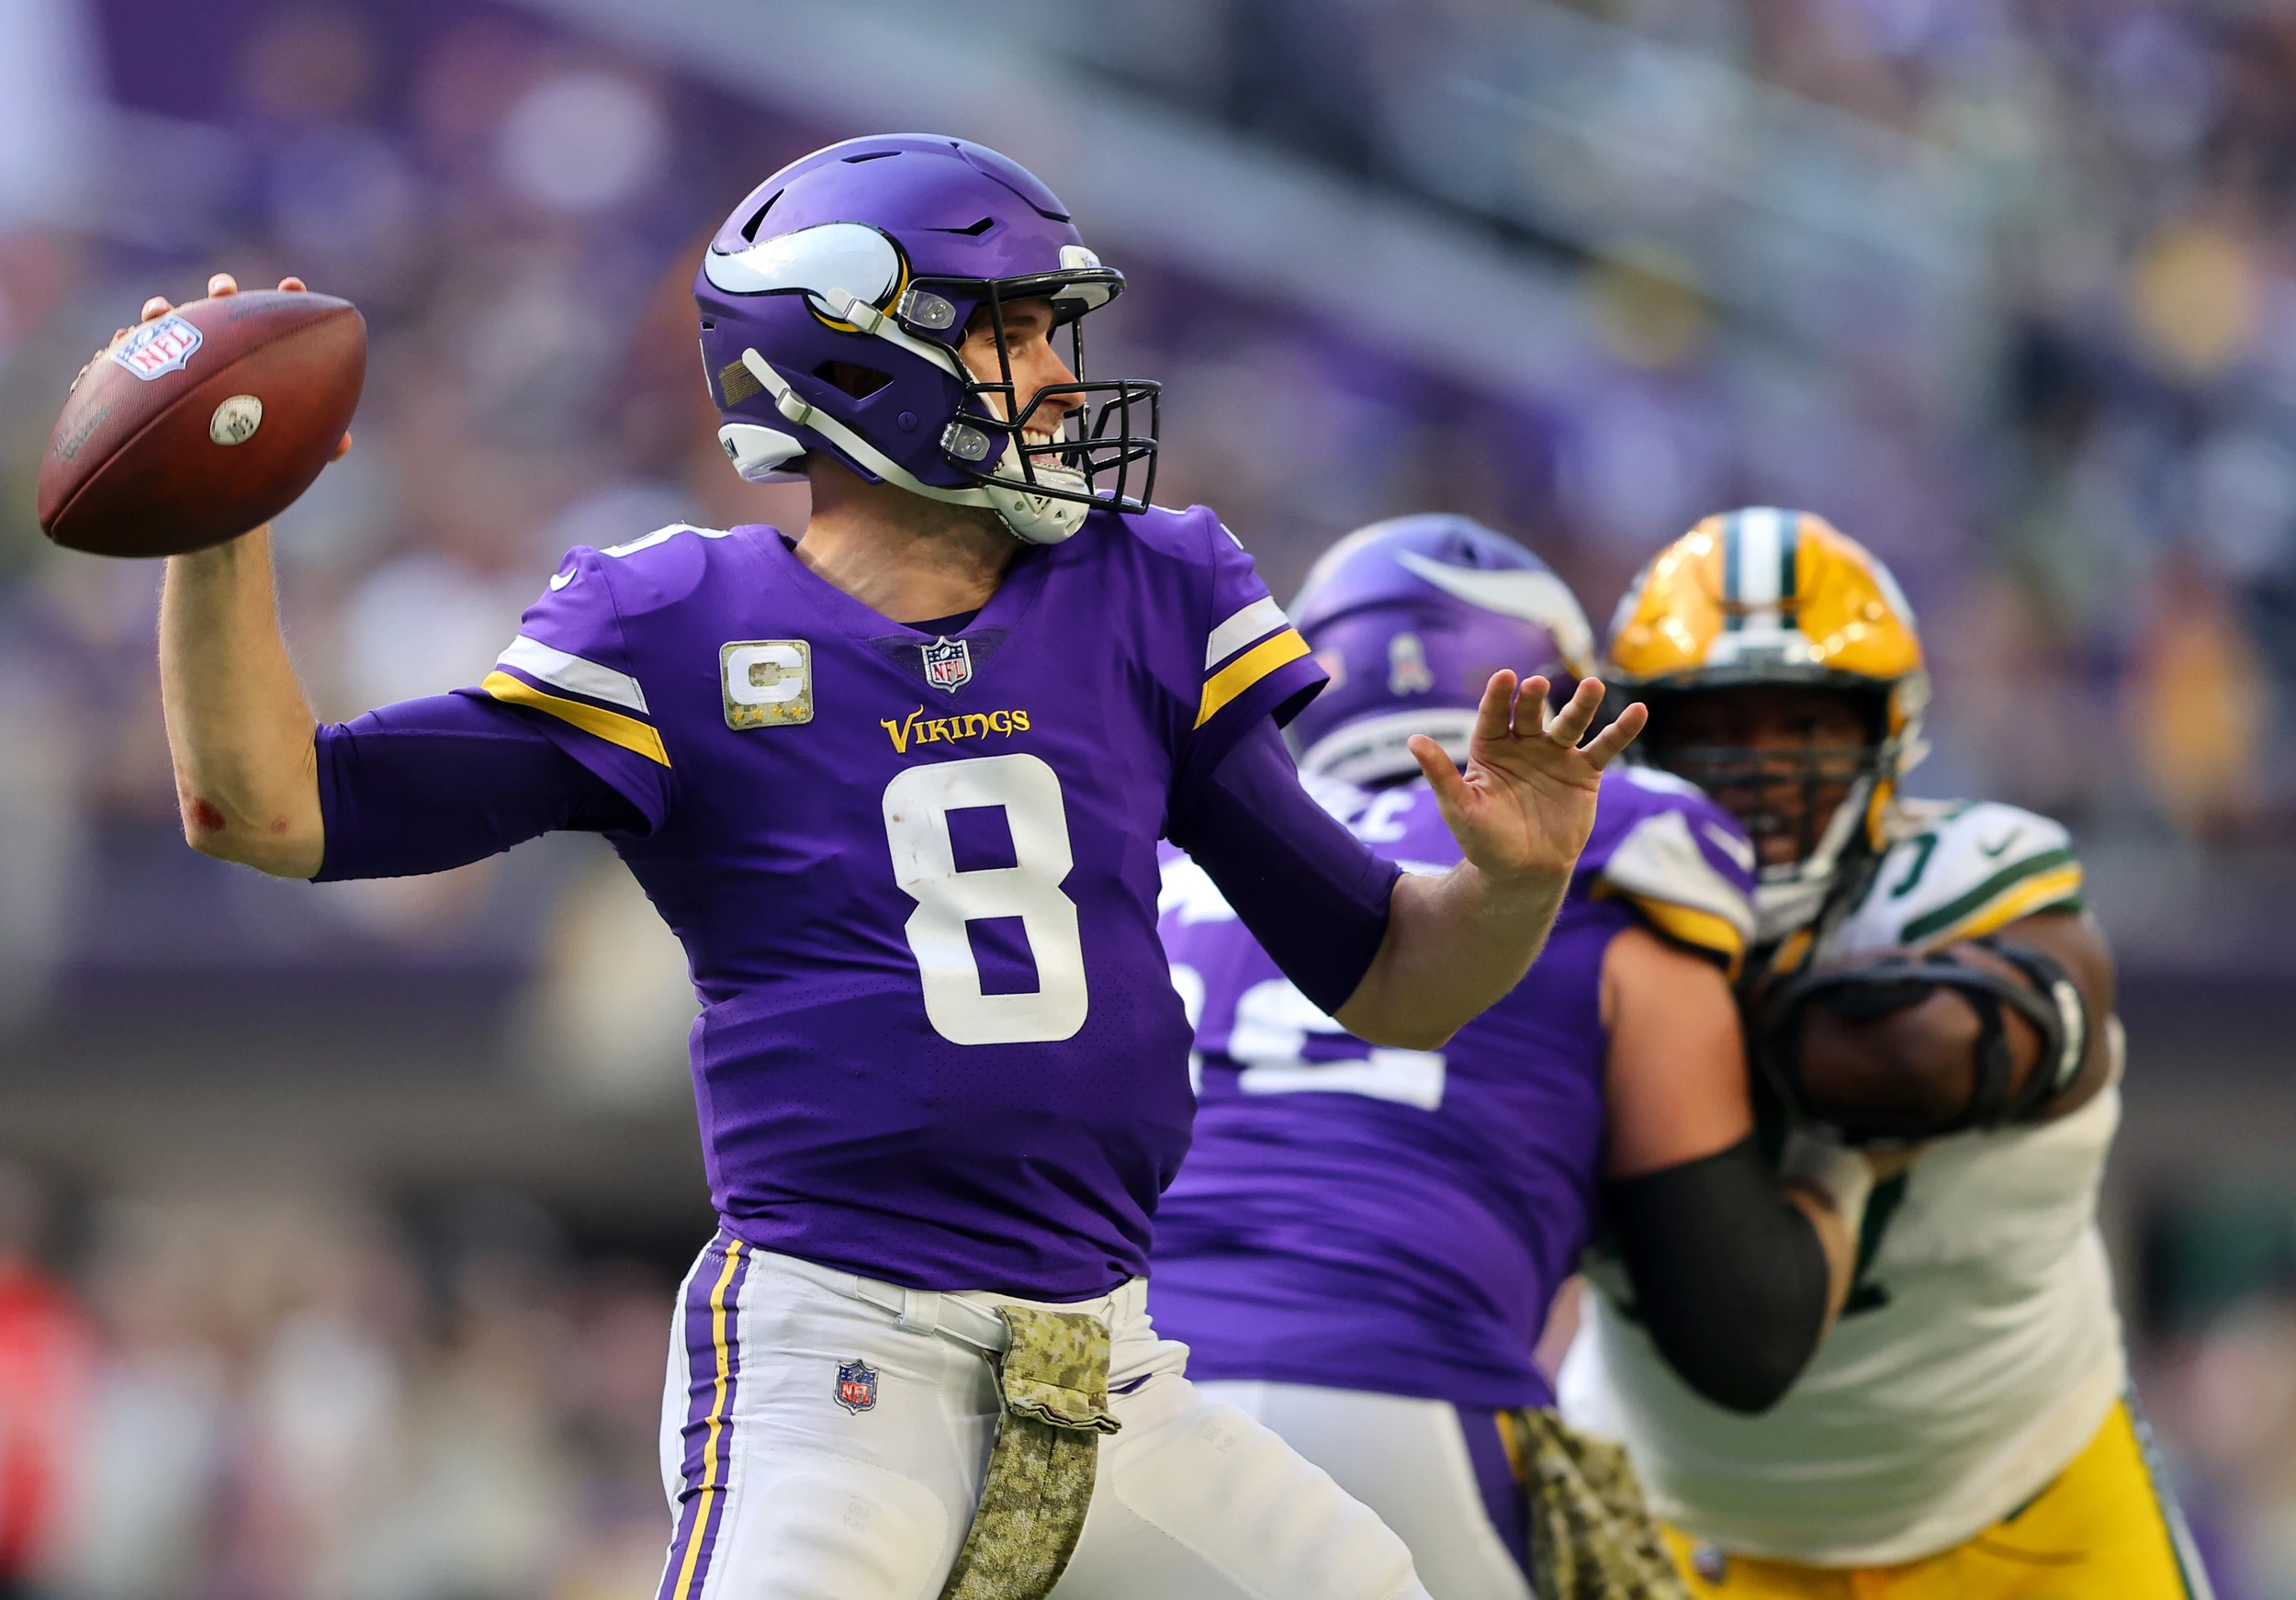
[136,138,1651,1600]
[1151,516,1893,1599]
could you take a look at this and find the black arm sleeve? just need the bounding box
[313,693,647,882]
[1166,721,1402,1015]
[1604,1135,1832,1414]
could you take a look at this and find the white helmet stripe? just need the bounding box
[1391,550,1596,675]
[1731,506,1791,630]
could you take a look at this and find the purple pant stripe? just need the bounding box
[657,1235,750,1600]
[1458,1404,1532,1581]
[675,1235,732,1487]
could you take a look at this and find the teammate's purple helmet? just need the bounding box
[1287,514,1596,784]
[695,134,1158,545]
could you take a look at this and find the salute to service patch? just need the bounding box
[721,639,813,728]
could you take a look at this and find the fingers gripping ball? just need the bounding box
[39,290,366,558]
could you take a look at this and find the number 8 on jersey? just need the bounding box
[884,754,1088,1045]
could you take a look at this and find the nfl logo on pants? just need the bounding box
[834,1358,878,1414]
[922,637,972,693]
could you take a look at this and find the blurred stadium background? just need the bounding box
[0,0,2293,1594]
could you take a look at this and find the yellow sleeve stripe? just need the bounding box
[1626,895,1747,980]
[1195,628,1311,729]
[482,670,670,767]
[1915,862,2085,951]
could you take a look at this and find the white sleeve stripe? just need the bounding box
[1205,596,1290,670]
[496,635,650,715]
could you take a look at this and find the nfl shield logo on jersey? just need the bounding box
[922,636,972,693]
[834,1358,878,1414]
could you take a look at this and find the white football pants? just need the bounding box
[655,1234,1430,1600]
[1200,1381,1536,1600]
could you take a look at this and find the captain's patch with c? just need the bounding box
[722,639,812,728]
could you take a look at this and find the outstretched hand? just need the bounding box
[92,274,352,462]
[1408,672,1647,889]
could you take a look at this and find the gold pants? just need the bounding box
[1663,1402,2212,1599]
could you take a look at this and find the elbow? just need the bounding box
[1665,1337,1812,1415]
[179,795,320,878]
[181,794,236,859]
[1366,1019,1459,1053]
[1643,1270,1829,1414]
[1331,996,1458,1053]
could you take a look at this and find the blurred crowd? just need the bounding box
[0,1162,686,1600]
[1054,0,2296,837]
[1557,0,2296,839]
[5,1,2295,885]
[0,0,2293,1597]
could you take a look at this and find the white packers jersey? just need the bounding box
[1559,799,2125,1567]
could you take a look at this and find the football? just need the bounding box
[37,289,366,558]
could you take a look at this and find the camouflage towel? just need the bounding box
[1508,1407,1691,1600]
[939,1306,1120,1600]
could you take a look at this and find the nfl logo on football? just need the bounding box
[922,636,972,693]
[111,315,205,382]
[834,1358,878,1414]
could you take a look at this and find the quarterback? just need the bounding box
[1559,509,2211,1598]
[1152,515,1890,1600]
[141,136,1649,1600]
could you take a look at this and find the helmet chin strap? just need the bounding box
[1752,772,1874,943]
[737,345,1088,546]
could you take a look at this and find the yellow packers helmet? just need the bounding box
[1608,507,1929,941]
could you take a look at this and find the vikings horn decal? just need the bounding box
[703,222,904,312]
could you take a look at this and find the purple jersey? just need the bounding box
[480,508,1325,1298]
[1150,765,1756,1408]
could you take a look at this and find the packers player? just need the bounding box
[1559,509,2213,1598]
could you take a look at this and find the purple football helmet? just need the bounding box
[1287,514,1596,784]
[695,134,1157,545]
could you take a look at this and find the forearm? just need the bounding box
[1334,861,1567,1050]
[158,527,323,876]
[1776,1130,1873,1331]
[1167,723,1400,1015]
[1783,1192,1859,1327]
[1606,1136,1841,1414]
[1771,916,2111,1136]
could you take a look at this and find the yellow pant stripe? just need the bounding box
[670,1241,746,1600]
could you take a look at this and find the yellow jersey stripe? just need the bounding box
[670,1240,745,1600]
[1627,895,1747,979]
[1917,862,2086,951]
[1195,628,1311,729]
[482,671,670,767]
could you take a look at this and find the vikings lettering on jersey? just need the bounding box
[473,508,1324,1299]
[1150,766,1754,1409]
